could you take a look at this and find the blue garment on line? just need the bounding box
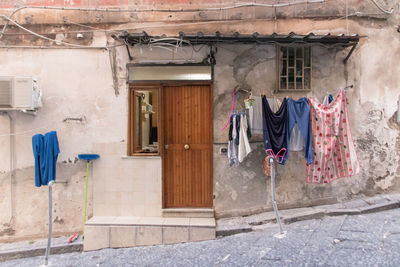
[32,134,45,187]
[285,98,313,164]
[32,131,60,187]
[262,97,289,165]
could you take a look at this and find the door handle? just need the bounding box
[184,144,190,150]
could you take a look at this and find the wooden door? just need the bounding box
[163,84,213,208]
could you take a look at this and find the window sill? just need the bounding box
[121,155,161,159]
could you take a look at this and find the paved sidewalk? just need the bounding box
[2,208,400,266]
[216,193,400,236]
[0,236,82,263]
[1,193,399,263]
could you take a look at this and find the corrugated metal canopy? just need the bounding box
[117,31,361,63]
[118,31,360,46]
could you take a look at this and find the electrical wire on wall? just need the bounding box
[0,15,124,49]
[0,0,394,50]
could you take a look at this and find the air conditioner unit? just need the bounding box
[0,76,42,111]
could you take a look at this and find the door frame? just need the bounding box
[129,81,213,208]
[160,81,214,208]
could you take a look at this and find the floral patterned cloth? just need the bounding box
[306,90,359,183]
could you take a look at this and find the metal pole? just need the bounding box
[82,161,90,238]
[45,181,54,265]
[269,157,284,233]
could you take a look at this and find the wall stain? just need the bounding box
[54,216,65,224]
[0,224,15,237]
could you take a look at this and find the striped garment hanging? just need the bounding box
[306,89,360,183]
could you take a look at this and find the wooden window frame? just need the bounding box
[128,84,162,156]
[276,45,312,92]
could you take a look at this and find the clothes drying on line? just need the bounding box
[32,131,60,187]
[289,125,305,152]
[306,90,360,183]
[249,96,281,135]
[228,115,239,166]
[228,113,252,166]
[286,97,313,165]
[32,134,45,187]
[262,96,289,165]
[238,113,251,162]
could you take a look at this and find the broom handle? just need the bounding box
[83,161,89,237]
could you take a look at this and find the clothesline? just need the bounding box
[226,87,360,184]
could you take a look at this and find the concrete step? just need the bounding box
[84,216,216,251]
[162,208,214,218]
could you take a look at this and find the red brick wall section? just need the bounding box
[0,0,219,8]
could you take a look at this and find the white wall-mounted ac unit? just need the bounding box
[0,76,42,111]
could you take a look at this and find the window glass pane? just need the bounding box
[288,68,294,89]
[281,47,287,59]
[277,45,311,92]
[304,69,311,89]
[135,96,141,150]
[296,47,303,59]
[280,77,287,89]
[281,60,287,76]
[133,89,158,154]
[296,60,302,76]
[288,47,295,66]
[304,47,311,67]
[296,78,303,89]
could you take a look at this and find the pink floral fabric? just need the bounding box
[306,90,360,183]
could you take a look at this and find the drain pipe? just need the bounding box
[397,95,400,123]
[0,112,14,224]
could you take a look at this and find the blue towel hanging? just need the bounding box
[32,131,60,187]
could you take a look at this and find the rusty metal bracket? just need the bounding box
[343,43,358,64]
[126,44,133,61]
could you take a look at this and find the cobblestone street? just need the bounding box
[2,208,400,267]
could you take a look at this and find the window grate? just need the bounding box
[277,46,312,91]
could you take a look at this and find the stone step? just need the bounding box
[84,216,216,251]
[162,208,214,218]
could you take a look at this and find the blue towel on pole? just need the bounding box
[32,134,45,187]
[43,131,60,185]
[32,131,60,187]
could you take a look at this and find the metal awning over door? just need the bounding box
[117,31,361,63]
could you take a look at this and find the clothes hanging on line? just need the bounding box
[249,97,262,135]
[285,97,313,164]
[32,134,45,187]
[32,131,60,187]
[228,115,239,166]
[238,113,251,162]
[250,96,281,135]
[228,113,252,166]
[306,90,360,183]
[262,96,289,165]
[289,125,305,151]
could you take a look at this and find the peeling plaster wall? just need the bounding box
[212,27,400,217]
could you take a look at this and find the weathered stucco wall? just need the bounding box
[0,48,123,241]
[0,0,399,240]
[212,29,400,217]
